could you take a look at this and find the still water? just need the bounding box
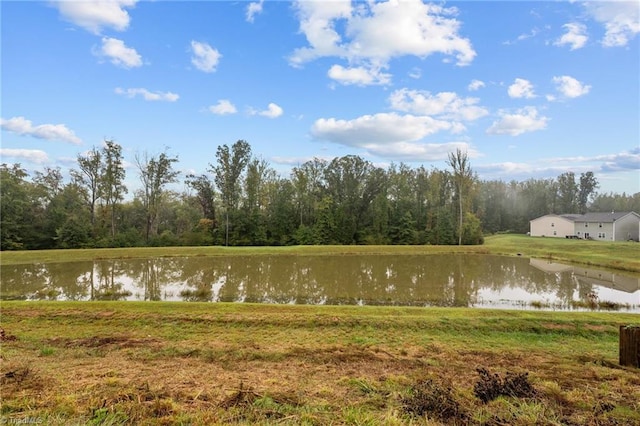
[1,254,638,311]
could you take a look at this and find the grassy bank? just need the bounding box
[1,302,639,425]
[1,234,638,272]
[483,234,640,273]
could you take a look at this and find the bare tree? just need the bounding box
[447,149,473,245]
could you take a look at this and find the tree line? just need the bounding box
[1,139,638,250]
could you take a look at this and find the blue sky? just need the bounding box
[1,0,639,195]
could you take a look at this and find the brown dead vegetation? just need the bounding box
[1,304,639,425]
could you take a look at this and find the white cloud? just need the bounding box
[475,162,574,181]
[365,141,478,161]
[554,23,588,50]
[486,107,548,136]
[290,0,475,86]
[311,112,457,147]
[468,79,485,91]
[95,37,142,68]
[311,113,477,161]
[584,1,640,47]
[115,87,179,102]
[327,64,391,86]
[408,67,422,79]
[190,41,221,73]
[246,0,264,23]
[517,28,540,41]
[508,78,536,99]
[252,103,283,118]
[345,1,476,65]
[504,27,541,45]
[551,75,591,99]
[288,0,351,66]
[0,148,50,164]
[271,155,333,166]
[1,116,82,145]
[209,99,237,115]
[389,89,488,121]
[476,148,640,187]
[598,147,640,172]
[53,0,137,34]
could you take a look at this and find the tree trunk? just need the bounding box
[619,325,640,368]
[458,189,463,246]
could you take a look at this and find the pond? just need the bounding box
[1,254,638,311]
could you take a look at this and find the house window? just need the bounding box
[585,223,588,227]
[553,231,557,236]
[598,223,602,228]
[551,222,555,227]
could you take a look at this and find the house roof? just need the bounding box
[531,211,639,223]
[530,214,574,223]
[574,212,636,223]
[560,214,582,221]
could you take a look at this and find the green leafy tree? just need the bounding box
[32,167,65,248]
[390,210,416,244]
[387,163,416,242]
[136,150,180,243]
[556,171,578,213]
[577,171,599,214]
[291,158,327,229]
[264,178,297,245]
[56,214,91,248]
[71,147,102,228]
[0,164,34,249]
[426,208,456,245]
[590,191,640,213]
[313,196,337,244]
[366,192,390,245]
[186,174,216,222]
[323,155,386,244]
[460,212,484,245]
[211,140,252,246]
[51,183,92,248]
[99,140,127,238]
[241,157,275,245]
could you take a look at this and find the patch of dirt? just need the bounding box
[288,345,401,365]
[0,328,18,341]
[219,383,261,408]
[583,324,608,331]
[0,365,47,393]
[1,367,31,384]
[541,322,575,330]
[47,335,160,349]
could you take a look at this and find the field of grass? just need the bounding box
[1,302,639,425]
[1,234,638,272]
[1,237,638,424]
[483,234,640,273]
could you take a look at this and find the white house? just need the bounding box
[529,214,581,238]
[530,211,640,241]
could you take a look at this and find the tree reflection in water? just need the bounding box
[1,255,638,310]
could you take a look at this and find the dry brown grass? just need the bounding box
[1,302,639,425]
